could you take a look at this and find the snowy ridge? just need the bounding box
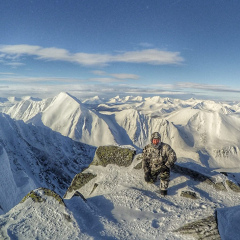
[0,113,96,213]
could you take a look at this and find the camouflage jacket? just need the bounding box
[142,143,177,173]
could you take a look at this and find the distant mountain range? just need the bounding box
[3,92,240,170]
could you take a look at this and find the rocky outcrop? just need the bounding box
[226,179,240,192]
[21,188,65,206]
[174,214,221,240]
[172,164,229,192]
[90,145,136,167]
[63,172,97,198]
[64,145,136,199]
[180,190,198,199]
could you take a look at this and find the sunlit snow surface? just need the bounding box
[1,92,240,239]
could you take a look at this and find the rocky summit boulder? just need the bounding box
[90,145,136,167]
[64,145,137,199]
[174,214,221,239]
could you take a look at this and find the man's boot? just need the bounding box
[160,180,169,196]
[160,189,167,196]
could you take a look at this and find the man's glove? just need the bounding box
[144,172,152,183]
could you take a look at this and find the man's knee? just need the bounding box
[160,169,170,181]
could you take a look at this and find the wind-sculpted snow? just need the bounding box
[0,113,96,213]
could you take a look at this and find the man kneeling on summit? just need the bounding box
[142,132,177,196]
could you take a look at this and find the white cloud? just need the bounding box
[0,44,184,67]
[110,73,139,80]
[175,82,240,93]
[112,49,184,65]
[89,77,121,83]
[91,70,140,81]
[0,76,85,83]
[0,72,15,75]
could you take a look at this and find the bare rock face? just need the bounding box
[180,190,198,199]
[20,188,65,206]
[90,145,136,167]
[226,180,240,192]
[174,214,221,240]
[63,172,97,199]
[64,145,136,199]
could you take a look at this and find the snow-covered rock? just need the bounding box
[0,188,87,240]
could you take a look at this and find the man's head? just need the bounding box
[151,132,161,147]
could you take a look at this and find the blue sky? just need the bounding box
[0,0,240,100]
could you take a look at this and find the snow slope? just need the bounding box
[0,146,18,214]
[0,113,96,213]
[1,153,240,239]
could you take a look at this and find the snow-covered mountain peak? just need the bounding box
[192,100,234,114]
[82,95,104,105]
[145,96,162,103]
[52,91,82,106]
[21,96,42,101]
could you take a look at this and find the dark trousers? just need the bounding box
[150,167,170,190]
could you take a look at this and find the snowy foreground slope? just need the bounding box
[1,148,240,239]
[1,93,240,239]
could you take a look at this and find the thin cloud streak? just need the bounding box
[175,82,240,93]
[92,70,140,81]
[0,76,85,83]
[0,44,184,67]
[110,73,139,80]
[0,72,15,75]
[88,77,122,83]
